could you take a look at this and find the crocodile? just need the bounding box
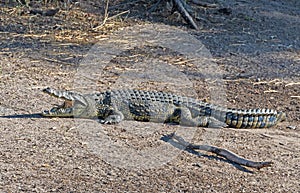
[42,87,286,128]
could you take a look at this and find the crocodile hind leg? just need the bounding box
[206,117,228,128]
[173,107,227,128]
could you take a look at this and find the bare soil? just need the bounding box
[0,0,299,192]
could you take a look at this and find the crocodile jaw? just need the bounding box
[42,88,88,117]
[42,100,75,117]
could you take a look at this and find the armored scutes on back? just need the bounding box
[42,88,286,128]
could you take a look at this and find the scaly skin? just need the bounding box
[42,88,286,128]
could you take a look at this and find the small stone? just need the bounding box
[287,125,296,130]
[49,126,57,130]
[192,163,202,168]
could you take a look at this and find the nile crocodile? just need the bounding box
[42,88,286,128]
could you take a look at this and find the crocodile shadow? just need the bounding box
[0,113,45,119]
[1,113,259,173]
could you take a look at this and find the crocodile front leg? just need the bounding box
[97,102,125,124]
[99,109,125,124]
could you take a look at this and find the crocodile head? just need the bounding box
[42,87,98,118]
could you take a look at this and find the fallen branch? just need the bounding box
[29,8,60,17]
[148,0,163,13]
[169,133,273,169]
[172,0,199,29]
[149,0,199,29]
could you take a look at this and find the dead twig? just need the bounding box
[285,82,300,87]
[94,0,130,30]
[169,133,273,169]
[191,0,218,8]
[94,0,110,30]
[290,96,300,98]
[106,10,130,21]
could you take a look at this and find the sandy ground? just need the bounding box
[0,0,299,192]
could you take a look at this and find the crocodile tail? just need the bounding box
[276,111,286,123]
[224,109,284,129]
